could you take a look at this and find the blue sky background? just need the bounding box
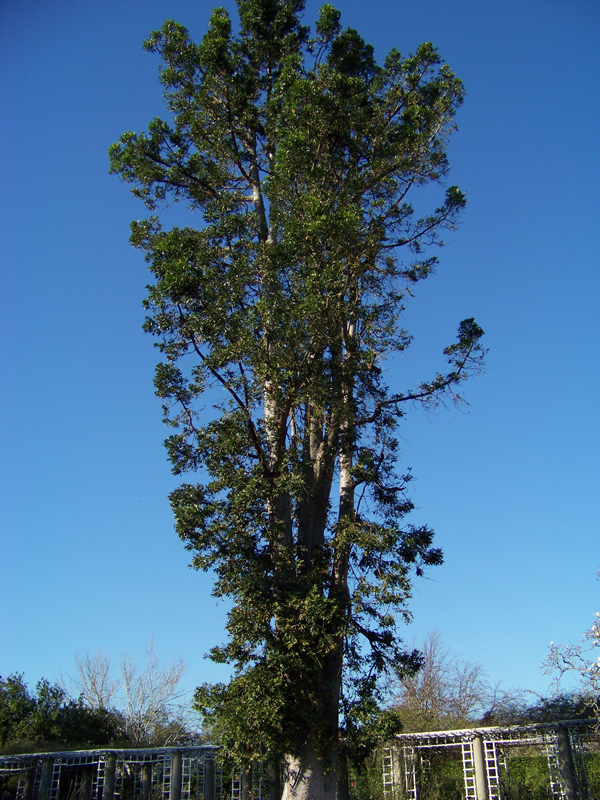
[1,0,599,708]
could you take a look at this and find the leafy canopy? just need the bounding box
[110,0,484,764]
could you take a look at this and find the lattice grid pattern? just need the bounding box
[388,719,599,800]
[1,748,221,800]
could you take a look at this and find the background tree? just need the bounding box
[119,641,188,746]
[515,692,594,724]
[544,571,600,721]
[110,2,485,797]
[62,642,191,746]
[392,630,526,731]
[65,648,120,711]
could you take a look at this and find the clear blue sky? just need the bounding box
[1,0,599,705]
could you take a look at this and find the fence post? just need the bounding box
[557,726,579,800]
[38,758,54,800]
[268,758,281,800]
[240,769,251,800]
[81,766,93,800]
[103,755,116,800]
[171,752,182,800]
[142,763,153,800]
[203,759,215,800]
[23,767,35,800]
[473,736,489,800]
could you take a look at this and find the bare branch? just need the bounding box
[120,639,187,746]
[62,648,121,711]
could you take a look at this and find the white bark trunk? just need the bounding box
[282,750,338,800]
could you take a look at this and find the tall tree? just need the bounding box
[110,2,484,797]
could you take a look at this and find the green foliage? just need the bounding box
[414,751,465,800]
[585,751,600,799]
[110,0,484,773]
[0,674,121,753]
[346,747,600,800]
[347,750,386,800]
[501,753,559,800]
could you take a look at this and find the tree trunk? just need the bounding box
[282,747,338,800]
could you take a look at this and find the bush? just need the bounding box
[0,674,122,753]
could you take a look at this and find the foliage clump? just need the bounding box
[0,674,119,753]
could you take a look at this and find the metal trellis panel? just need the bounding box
[382,747,395,799]
[461,740,477,800]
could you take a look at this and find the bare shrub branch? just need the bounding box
[393,629,524,730]
[544,571,600,721]
[63,641,191,745]
[120,639,187,745]
[62,648,121,710]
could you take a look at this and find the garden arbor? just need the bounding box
[384,719,595,800]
